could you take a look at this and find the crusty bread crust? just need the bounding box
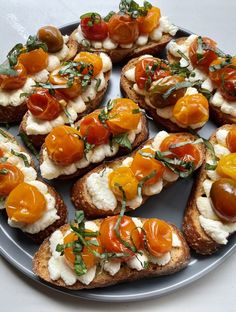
[71,133,205,219]
[33,221,190,290]
[0,101,28,124]
[70,29,172,63]
[183,124,234,255]
[19,70,111,148]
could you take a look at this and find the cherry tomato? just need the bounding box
[107,14,139,44]
[37,25,64,53]
[137,6,161,34]
[189,37,218,71]
[80,13,108,41]
[74,52,103,77]
[0,63,27,91]
[106,98,141,134]
[159,134,201,167]
[135,58,171,90]
[79,111,110,145]
[27,89,62,121]
[109,167,139,200]
[173,93,209,127]
[219,68,236,101]
[142,219,172,257]
[226,126,236,153]
[209,57,236,86]
[210,178,236,222]
[45,125,84,166]
[49,67,82,99]
[6,182,46,223]
[18,48,48,74]
[64,231,102,270]
[99,215,141,260]
[217,153,236,180]
[130,148,164,185]
[0,148,3,158]
[0,163,24,196]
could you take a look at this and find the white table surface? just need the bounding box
[0,0,235,310]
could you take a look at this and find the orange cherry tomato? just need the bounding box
[109,167,139,200]
[49,67,82,100]
[142,219,172,257]
[137,6,161,34]
[210,178,236,222]
[18,48,48,74]
[226,126,236,152]
[130,148,164,185]
[216,153,236,180]
[6,182,47,223]
[219,68,236,101]
[27,89,63,121]
[135,58,171,90]
[0,163,24,196]
[99,215,141,260]
[106,98,141,134]
[159,134,201,167]
[189,37,218,71]
[74,52,103,78]
[0,63,27,90]
[64,231,102,270]
[0,148,4,158]
[173,93,209,127]
[209,57,236,86]
[45,125,84,165]
[80,14,108,41]
[107,13,139,44]
[79,111,110,145]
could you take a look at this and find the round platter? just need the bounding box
[0,23,235,302]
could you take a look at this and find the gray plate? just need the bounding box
[0,24,235,302]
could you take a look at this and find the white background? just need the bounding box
[0,0,236,310]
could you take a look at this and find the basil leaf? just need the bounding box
[74,254,87,276]
[7,43,24,67]
[177,49,189,63]
[0,168,9,175]
[18,132,39,159]
[75,210,85,224]
[112,133,132,150]
[10,149,30,167]
[162,80,202,100]
[0,64,18,76]
[104,11,116,22]
[0,128,12,139]
[25,35,48,52]
[137,170,157,197]
[196,36,204,61]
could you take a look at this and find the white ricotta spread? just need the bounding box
[211,91,236,117]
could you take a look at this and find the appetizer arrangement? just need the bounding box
[0,0,235,296]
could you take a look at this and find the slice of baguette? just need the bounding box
[71,133,205,219]
[33,221,190,290]
[120,56,190,132]
[19,70,111,148]
[70,29,172,63]
[182,125,233,255]
[39,114,149,180]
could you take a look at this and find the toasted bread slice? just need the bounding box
[33,220,190,290]
[19,69,111,148]
[71,133,205,219]
[70,29,172,63]
[166,37,187,64]
[183,125,235,255]
[39,114,149,180]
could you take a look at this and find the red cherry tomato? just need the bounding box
[80,13,108,41]
[79,111,110,145]
[219,68,236,101]
[226,125,236,152]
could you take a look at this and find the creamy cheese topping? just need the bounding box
[210,91,236,117]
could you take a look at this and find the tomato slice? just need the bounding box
[226,126,236,152]
[79,111,110,145]
[107,13,139,44]
[217,153,236,180]
[80,14,108,41]
[135,58,171,90]
[45,125,84,165]
[106,98,141,134]
[219,68,236,101]
[27,89,63,121]
[142,219,172,257]
[6,182,47,223]
[0,163,24,196]
[130,148,164,185]
[74,52,103,77]
[99,215,141,260]
[0,63,27,90]
[18,48,48,74]
[173,93,209,126]
[109,167,139,200]
[137,6,161,34]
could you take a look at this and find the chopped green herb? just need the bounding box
[132,108,140,114]
[95,78,101,91]
[0,168,9,175]
[161,80,204,100]
[20,91,33,98]
[0,157,8,163]
[0,128,12,139]
[177,49,189,63]
[119,0,152,19]
[98,100,114,124]
[137,170,157,196]
[0,64,18,76]
[104,11,116,22]
[18,132,39,160]
[10,149,30,167]
[196,36,204,61]
[112,133,132,150]
[209,58,232,72]
[7,43,24,67]
[169,62,192,78]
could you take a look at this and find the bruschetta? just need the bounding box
[183,124,236,255]
[69,0,178,63]
[167,35,236,127]
[33,211,190,290]
[71,130,205,219]
[0,128,67,243]
[19,51,112,148]
[0,26,78,124]
[120,54,211,132]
